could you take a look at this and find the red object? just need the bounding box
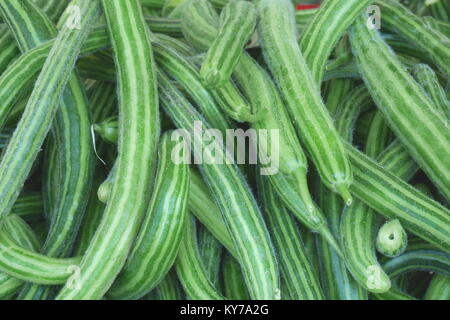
[296,4,320,10]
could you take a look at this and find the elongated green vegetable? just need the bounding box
[154,43,233,134]
[199,226,223,286]
[86,118,238,259]
[351,12,450,201]
[383,248,450,279]
[1,0,94,256]
[365,112,392,159]
[314,85,370,300]
[376,219,408,258]
[108,132,189,300]
[0,0,96,299]
[377,0,450,76]
[10,193,43,218]
[57,0,160,300]
[299,0,373,84]
[200,1,256,88]
[346,144,450,253]
[258,0,353,204]
[0,0,99,222]
[0,215,41,299]
[182,0,340,255]
[159,71,279,300]
[222,253,250,300]
[325,78,353,116]
[412,63,449,120]
[152,270,185,300]
[176,215,225,300]
[258,176,324,300]
[0,224,80,285]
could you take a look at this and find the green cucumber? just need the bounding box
[108,132,189,300]
[200,0,256,88]
[57,0,160,300]
[258,0,353,204]
[176,215,224,300]
[351,12,450,201]
[159,71,280,300]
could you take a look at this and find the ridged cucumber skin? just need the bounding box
[182,0,339,257]
[258,176,325,300]
[299,0,374,84]
[152,270,185,300]
[0,0,96,299]
[153,42,233,134]
[412,63,449,120]
[346,144,450,254]
[258,0,353,203]
[56,0,160,300]
[0,215,41,299]
[0,225,80,285]
[377,0,450,76]
[176,215,225,300]
[159,71,280,300]
[351,13,450,201]
[199,226,223,287]
[0,0,94,258]
[200,1,256,88]
[0,27,110,131]
[314,85,370,300]
[107,133,189,300]
[0,0,99,222]
[222,253,250,300]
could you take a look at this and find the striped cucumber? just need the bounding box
[153,42,233,134]
[351,12,450,201]
[182,0,340,254]
[87,117,238,258]
[0,0,94,258]
[376,0,450,76]
[159,71,280,300]
[222,253,250,300]
[299,0,374,84]
[199,226,223,286]
[314,85,371,300]
[376,219,408,258]
[108,132,189,300]
[258,0,353,204]
[0,222,80,285]
[258,175,325,300]
[0,215,41,299]
[200,0,256,88]
[383,249,450,278]
[364,112,392,159]
[152,270,185,300]
[176,215,225,300]
[412,63,449,120]
[0,0,100,221]
[10,193,43,218]
[325,78,353,116]
[57,0,160,300]
[346,143,450,253]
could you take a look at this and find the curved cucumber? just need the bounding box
[258,0,353,204]
[351,12,450,201]
[200,0,256,88]
[108,132,189,300]
[57,0,160,300]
